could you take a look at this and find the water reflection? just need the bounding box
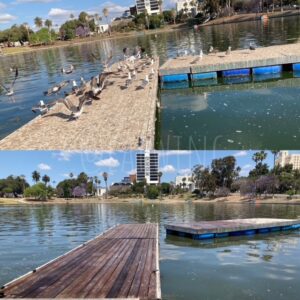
[1,203,300,299]
[1,16,300,139]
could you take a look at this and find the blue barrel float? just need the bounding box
[222,68,251,77]
[293,63,300,71]
[161,74,189,83]
[192,72,217,81]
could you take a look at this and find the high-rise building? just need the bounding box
[135,0,160,15]
[136,151,159,185]
[276,151,300,170]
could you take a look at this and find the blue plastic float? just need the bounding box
[222,69,251,77]
[192,72,217,81]
[293,63,300,71]
[253,65,282,75]
[161,74,188,83]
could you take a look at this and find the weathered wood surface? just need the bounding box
[160,43,300,75]
[1,224,161,300]
[165,218,300,235]
[0,58,159,151]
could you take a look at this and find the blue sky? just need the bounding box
[0,0,176,30]
[0,150,295,186]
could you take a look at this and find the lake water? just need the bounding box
[1,202,300,300]
[0,16,300,142]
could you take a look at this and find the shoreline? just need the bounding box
[1,10,299,57]
[2,195,300,206]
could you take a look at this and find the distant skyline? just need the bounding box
[0,150,296,186]
[0,0,176,30]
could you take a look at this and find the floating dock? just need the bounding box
[0,59,159,151]
[1,224,161,299]
[165,218,300,240]
[159,43,300,85]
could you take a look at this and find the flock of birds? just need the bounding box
[29,46,156,120]
[176,42,257,61]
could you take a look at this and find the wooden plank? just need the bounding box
[2,224,160,300]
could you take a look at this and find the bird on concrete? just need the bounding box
[0,66,18,96]
[149,68,155,80]
[132,70,137,80]
[44,80,70,96]
[249,42,256,51]
[125,72,132,88]
[31,100,53,115]
[199,49,204,60]
[140,75,149,89]
[226,46,232,55]
[138,137,143,147]
[57,95,89,120]
[72,80,80,93]
[208,46,218,55]
[61,65,75,75]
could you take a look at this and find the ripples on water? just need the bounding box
[0,16,300,139]
[0,202,300,300]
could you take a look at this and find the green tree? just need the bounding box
[147,185,160,199]
[42,174,50,186]
[32,170,41,183]
[34,17,43,29]
[102,172,109,198]
[44,19,53,40]
[25,183,53,201]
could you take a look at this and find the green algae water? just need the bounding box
[159,77,300,150]
[0,202,300,300]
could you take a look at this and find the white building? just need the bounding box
[276,151,300,170]
[136,0,160,15]
[176,0,198,16]
[96,24,109,34]
[136,151,159,185]
[175,176,195,191]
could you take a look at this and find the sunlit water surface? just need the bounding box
[1,202,300,300]
[0,16,300,142]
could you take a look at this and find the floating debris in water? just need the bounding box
[227,139,234,143]
[236,130,242,133]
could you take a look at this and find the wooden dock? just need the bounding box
[1,224,161,300]
[159,43,300,81]
[165,218,300,240]
[0,59,159,151]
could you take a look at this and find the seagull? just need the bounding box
[44,80,70,96]
[140,75,149,89]
[125,72,132,88]
[80,77,86,86]
[132,70,137,80]
[72,80,79,93]
[61,65,75,75]
[249,42,256,51]
[199,49,203,60]
[138,137,143,147]
[226,46,232,55]
[0,67,18,96]
[58,95,88,120]
[149,68,155,80]
[31,100,53,115]
[208,46,218,55]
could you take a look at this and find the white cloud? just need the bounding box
[14,0,59,3]
[127,169,136,175]
[159,151,192,157]
[54,151,72,161]
[48,8,74,19]
[178,168,192,175]
[0,14,17,24]
[234,151,248,158]
[160,165,176,173]
[38,163,51,171]
[240,164,254,177]
[95,157,120,168]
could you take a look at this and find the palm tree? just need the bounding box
[252,151,267,167]
[32,171,41,183]
[171,9,177,24]
[70,13,75,20]
[271,150,280,170]
[23,23,30,41]
[42,175,50,186]
[69,173,74,178]
[102,172,109,198]
[158,172,163,184]
[34,17,43,29]
[44,19,53,41]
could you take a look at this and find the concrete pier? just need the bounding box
[159,43,300,82]
[165,218,300,240]
[0,58,159,151]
